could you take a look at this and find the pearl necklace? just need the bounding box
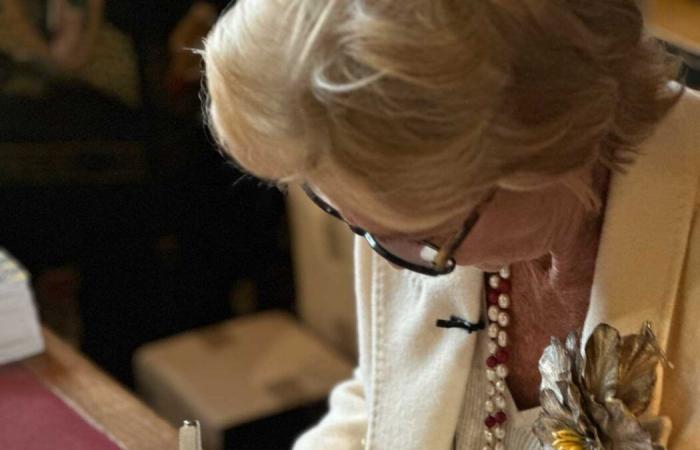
[482,266,511,450]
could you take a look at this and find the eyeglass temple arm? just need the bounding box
[432,210,480,269]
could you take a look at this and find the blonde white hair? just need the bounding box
[203,0,680,230]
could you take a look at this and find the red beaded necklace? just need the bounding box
[482,266,512,450]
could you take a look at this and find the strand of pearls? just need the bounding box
[482,267,511,450]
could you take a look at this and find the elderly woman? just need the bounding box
[203,1,700,449]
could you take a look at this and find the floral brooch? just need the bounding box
[533,322,670,450]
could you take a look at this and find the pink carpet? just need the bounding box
[0,364,123,450]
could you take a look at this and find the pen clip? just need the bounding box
[179,420,202,450]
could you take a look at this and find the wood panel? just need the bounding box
[647,0,700,53]
[22,328,178,450]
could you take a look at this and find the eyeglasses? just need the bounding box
[301,184,483,277]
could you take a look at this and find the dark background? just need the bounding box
[0,0,295,387]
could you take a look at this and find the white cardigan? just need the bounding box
[293,88,700,450]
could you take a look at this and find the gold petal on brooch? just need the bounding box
[584,324,620,404]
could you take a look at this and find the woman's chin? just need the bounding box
[452,255,504,272]
[473,263,505,272]
[457,257,518,272]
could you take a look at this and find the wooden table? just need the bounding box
[647,0,700,53]
[21,327,178,450]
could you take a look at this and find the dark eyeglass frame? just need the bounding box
[301,184,484,277]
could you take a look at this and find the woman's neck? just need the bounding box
[519,163,611,299]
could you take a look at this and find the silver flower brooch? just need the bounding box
[534,322,672,450]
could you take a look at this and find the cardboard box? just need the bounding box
[134,311,354,450]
